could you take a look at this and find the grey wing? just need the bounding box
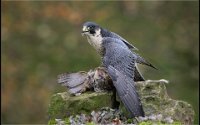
[102,38,144,117]
[110,31,138,51]
[110,31,157,70]
[107,66,144,117]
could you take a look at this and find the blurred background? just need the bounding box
[1,1,199,124]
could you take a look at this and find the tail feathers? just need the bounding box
[135,55,157,70]
[57,72,88,88]
[134,66,145,81]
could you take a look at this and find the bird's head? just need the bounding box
[81,21,104,54]
[81,22,101,37]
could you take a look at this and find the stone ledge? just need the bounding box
[48,79,194,124]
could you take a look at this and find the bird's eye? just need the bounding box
[87,26,95,30]
[87,26,90,30]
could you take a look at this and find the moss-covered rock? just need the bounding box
[135,80,194,124]
[48,79,194,124]
[48,92,112,119]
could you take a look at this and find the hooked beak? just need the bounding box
[81,26,89,35]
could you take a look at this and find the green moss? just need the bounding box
[48,94,67,119]
[66,92,112,115]
[86,122,96,125]
[139,121,182,125]
[48,92,112,119]
[172,122,182,125]
[139,121,155,125]
[126,118,133,123]
[64,117,70,124]
[47,119,57,125]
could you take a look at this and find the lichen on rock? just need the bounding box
[135,80,194,124]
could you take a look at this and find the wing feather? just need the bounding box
[107,66,144,117]
[110,31,138,50]
[102,37,144,117]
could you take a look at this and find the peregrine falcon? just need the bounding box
[82,22,156,82]
[81,21,157,117]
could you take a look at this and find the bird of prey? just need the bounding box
[82,22,156,82]
[81,22,156,117]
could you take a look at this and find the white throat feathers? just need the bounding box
[86,28,103,53]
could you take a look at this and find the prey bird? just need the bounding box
[81,21,158,117]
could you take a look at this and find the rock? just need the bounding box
[48,92,112,119]
[48,79,194,124]
[135,80,194,125]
